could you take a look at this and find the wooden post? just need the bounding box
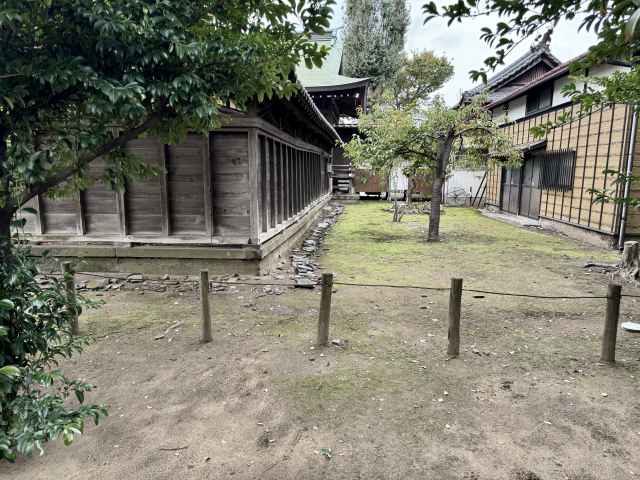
[317,273,333,346]
[200,270,212,343]
[62,262,79,335]
[447,278,463,358]
[601,282,622,363]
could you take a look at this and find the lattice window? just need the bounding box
[537,149,576,191]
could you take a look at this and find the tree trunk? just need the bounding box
[621,241,640,283]
[406,177,413,206]
[427,133,455,242]
[428,176,443,241]
[0,129,14,263]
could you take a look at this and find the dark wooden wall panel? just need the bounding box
[212,132,251,237]
[167,135,207,234]
[40,195,77,234]
[125,138,163,234]
[84,159,121,234]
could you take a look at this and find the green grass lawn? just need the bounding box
[323,202,619,291]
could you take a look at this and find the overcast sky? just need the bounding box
[330,0,598,105]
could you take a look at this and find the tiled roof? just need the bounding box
[296,32,370,90]
[485,54,586,109]
[462,46,561,101]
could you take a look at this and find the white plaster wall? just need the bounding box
[553,63,629,106]
[506,96,527,121]
[444,169,485,204]
[389,163,409,192]
[492,96,527,123]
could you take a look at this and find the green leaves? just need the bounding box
[0,246,106,461]
[1,0,334,218]
[423,0,639,87]
[0,299,14,311]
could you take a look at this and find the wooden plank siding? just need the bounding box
[486,103,634,235]
[17,116,332,247]
[211,132,251,239]
[255,133,331,244]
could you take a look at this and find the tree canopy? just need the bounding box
[0,0,335,461]
[422,0,639,83]
[0,0,334,250]
[342,0,410,88]
[345,96,520,240]
[385,51,454,109]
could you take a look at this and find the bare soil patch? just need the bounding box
[4,204,640,480]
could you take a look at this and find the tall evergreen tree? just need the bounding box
[342,0,410,88]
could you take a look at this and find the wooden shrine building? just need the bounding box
[20,87,340,274]
[297,33,369,197]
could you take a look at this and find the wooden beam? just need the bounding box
[204,133,215,238]
[265,137,272,230]
[283,145,290,221]
[277,142,284,224]
[76,191,86,235]
[274,141,281,225]
[247,129,260,243]
[259,135,268,233]
[160,142,170,236]
[32,194,44,234]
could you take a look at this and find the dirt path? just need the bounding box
[4,203,640,480]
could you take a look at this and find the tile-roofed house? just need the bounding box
[461,43,561,104]
[475,46,639,248]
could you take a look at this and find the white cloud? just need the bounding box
[330,0,598,105]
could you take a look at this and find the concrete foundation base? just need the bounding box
[539,217,616,249]
[33,198,332,276]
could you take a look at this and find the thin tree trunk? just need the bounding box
[427,133,454,242]
[428,176,443,241]
[406,177,413,206]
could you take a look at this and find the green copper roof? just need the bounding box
[297,33,369,90]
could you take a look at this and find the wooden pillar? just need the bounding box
[269,139,276,229]
[282,146,289,221]
[265,138,272,231]
[447,278,463,358]
[160,143,170,236]
[32,195,44,234]
[317,273,334,346]
[200,270,213,343]
[297,151,302,211]
[271,140,282,227]
[247,129,259,242]
[601,282,622,363]
[117,188,128,235]
[259,136,268,233]
[75,192,85,235]
[277,142,283,224]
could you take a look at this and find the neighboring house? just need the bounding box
[18,87,340,274]
[297,32,370,197]
[465,42,639,248]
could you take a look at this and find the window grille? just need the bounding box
[536,149,576,191]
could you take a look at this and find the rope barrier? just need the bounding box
[333,280,449,291]
[42,270,640,300]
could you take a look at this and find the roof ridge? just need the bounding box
[463,45,560,99]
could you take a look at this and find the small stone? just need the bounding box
[127,274,144,283]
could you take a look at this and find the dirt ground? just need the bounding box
[4,202,640,480]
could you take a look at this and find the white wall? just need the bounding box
[444,169,485,205]
[553,63,629,106]
[491,62,630,122]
